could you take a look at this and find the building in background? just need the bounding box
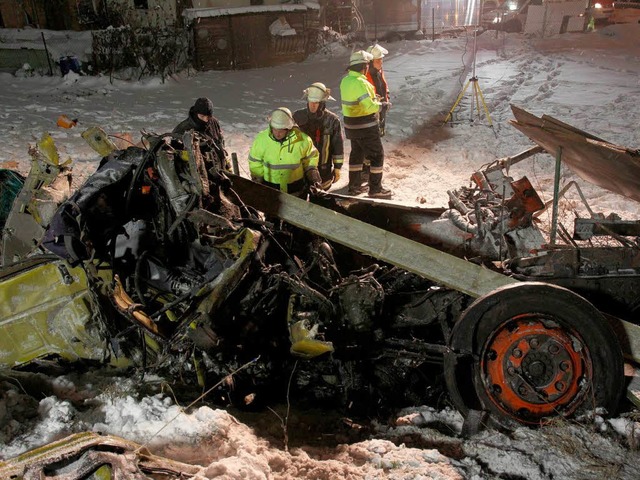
[185,2,320,70]
[0,0,185,30]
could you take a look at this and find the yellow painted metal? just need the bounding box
[1,133,72,263]
[0,259,121,367]
[81,126,118,157]
[0,431,201,478]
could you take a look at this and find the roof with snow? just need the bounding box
[183,2,320,21]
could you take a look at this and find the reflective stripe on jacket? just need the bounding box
[340,70,380,131]
[248,127,319,194]
[293,107,344,186]
[366,67,389,102]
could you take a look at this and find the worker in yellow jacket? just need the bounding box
[340,50,392,199]
[249,107,321,197]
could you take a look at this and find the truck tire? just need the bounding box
[444,282,624,430]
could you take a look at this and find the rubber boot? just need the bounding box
[348,170,366,195]
[361,162,370,186]
[368,172,393,199]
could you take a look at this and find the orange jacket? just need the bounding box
[366,66,389,102]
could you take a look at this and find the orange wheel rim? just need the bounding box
[480,314,593,423]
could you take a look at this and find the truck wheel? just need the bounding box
[444,282,624,429]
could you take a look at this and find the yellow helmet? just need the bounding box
[304,82,335,102]
[269,107,295,129]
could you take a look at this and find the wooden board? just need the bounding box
[229,174,515,298]
[626,368,640,408]
[510,105,640,204]
[230,174,640,364]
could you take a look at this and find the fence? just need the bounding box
[0,29,90,76]
[92,26,190,80]
[0,27,190,80]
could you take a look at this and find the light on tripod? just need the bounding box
[443,0,495,130]
[465,0,479,26]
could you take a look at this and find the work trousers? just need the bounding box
[347,127,384,191]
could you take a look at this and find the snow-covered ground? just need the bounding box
[1,24,640,478]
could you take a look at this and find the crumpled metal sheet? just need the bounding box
[0,431,202,479]
[509,104,640,204]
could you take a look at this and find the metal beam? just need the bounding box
[230,175,514,298]
[230,175,640,365]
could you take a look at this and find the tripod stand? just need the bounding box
[443,18,494,129]
[443,75,493,126]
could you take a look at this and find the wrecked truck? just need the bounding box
[1,127,475,422]
[0,105,638,437]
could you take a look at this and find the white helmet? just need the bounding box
[366,44,388,60]
[304,82,335,102]
[349,50,374,66]
[269,107,295,129]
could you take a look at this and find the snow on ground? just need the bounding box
[1,24,640,478]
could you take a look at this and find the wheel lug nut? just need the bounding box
[518,385,528,395]
[555,381,565,392]
[530,338,539,348]
[507,366,516,375]
[512,348,522,358]
[560,361,570,372]
[549,344,560,354]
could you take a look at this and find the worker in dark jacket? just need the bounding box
[361,44,390,186]
[293,82,344,191]
[340,50,392,199]
[366,44,390,136]
[173,97,229,170]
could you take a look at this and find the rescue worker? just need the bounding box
[362,43,390,185]
[340,50,393,199]
[366,44,390,136]
[173,97,229,170]
[248,107,321,197]
[292,82,344,191]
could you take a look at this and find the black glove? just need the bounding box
[309,182,326,197]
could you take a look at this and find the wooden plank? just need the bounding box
[607,315,640,365]
[627,373,640,409]
[229,174,515,298]
[509,105,640,204]
[230,175,640,364]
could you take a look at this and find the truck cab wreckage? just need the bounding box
[1,105,640,477]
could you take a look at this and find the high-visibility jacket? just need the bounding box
[248,127,319,194]
[340,70,380,133]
